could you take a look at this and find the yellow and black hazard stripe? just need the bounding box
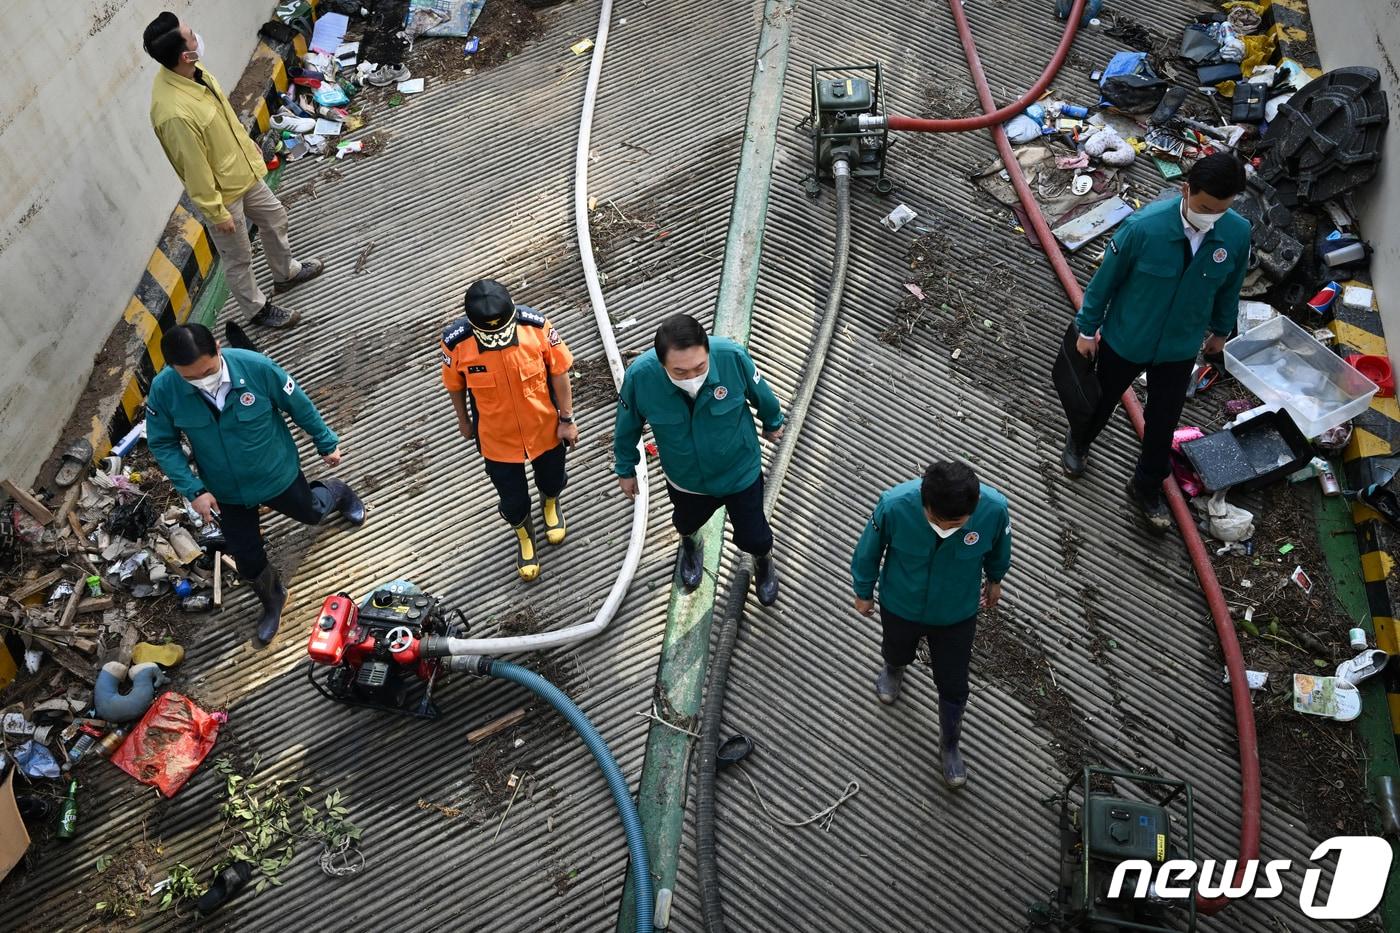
[1262,0,1323,72]
[1336,287,1400,731]
[90,10,319,461]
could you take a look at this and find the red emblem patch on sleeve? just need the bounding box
[547,327,561,346]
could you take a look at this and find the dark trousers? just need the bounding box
[483,444,568,527]
[880,609,977,706]
[665,475,773,556]
[219,471,331,579]
[1073,338,1196,493]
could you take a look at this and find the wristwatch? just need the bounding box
[558,414,575,424]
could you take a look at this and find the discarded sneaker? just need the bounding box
[514,518,541,582]
[272,257,326,294]
[542,496,566,545]
[365,64,410,87]
[269,111,316,133]
[1126,480,1171,534]
[1336,648,1390,687]
[1061,433,1088,478]
[197,862,253,915]
[875,665,904,705]
[249,300,301,329]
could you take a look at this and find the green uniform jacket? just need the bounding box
[851,480,1012,627]
[1074,197,1251,365]
[146,349,338,507]
[613,338,784,498]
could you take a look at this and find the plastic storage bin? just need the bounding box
[1180,410,1313,492]
[1224,315,1379,437]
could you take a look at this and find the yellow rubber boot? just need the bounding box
[514,520,541,582]
[542,496,567,545]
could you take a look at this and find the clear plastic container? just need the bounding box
[1224,315,1378,437]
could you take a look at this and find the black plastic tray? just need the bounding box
[1180,410,1313,492]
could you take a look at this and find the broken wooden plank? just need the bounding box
[52,483,82,529]
[9,570,62,602]
[213,552,223,607]
[467,707,529,744]
[45,644,97,683]
[67,512,86,542]
[1,479,54,524]
[76,596,115,615]
[57,580,84,629]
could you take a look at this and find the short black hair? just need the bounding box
[921,461,980,520]
[161,324,218,366]
[143,12,186,69]
[654,314,709,364]
[1187,152,1247,200]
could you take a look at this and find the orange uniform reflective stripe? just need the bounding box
[440,312,573,463]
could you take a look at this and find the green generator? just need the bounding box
[809,64,891,190]
[1032,767,1198,932]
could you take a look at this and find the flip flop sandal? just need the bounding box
[54,439,93,488]
[196,861,253,915]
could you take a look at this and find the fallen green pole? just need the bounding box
[1314,480,1400,931]
[616,4,794,929]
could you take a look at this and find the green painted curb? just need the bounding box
[616,4,795,929]
[1315,476,1400,931]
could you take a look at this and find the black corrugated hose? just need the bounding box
[695,159,853,932]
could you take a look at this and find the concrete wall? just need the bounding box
[1310,0,1400,377]
[0,1,271,487]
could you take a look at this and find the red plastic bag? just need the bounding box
[110,692,221,798]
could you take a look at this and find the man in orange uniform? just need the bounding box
[440,280,578,581]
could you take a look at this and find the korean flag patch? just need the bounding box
[283,376,296,396]
[440,349,452,366]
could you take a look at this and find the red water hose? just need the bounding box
[886,0,1086,133]
[909,0,1262,916]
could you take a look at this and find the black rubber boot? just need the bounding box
[678,534,702,591]
[312,479,366,526]
[1126,479,1172,534]
[753,552,779,606]
[249,565,286,648]
[875,665,904,705]
[1061,432,1088,477]
[939,699,968,788]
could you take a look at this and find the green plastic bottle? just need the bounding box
[56,780,78,840]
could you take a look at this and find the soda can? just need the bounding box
[1350,628,1369,651]
[1060,103,1090,119]
[85,575,103,597]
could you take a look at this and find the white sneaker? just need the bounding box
[270,112,316,133]
[365,64,410,88]
[1337,648,1391,687]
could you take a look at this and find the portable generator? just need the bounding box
[809,63,891,190]
[1031,766,1198,932]
[305,582,468,719]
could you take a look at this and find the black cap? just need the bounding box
[464,280,514,329]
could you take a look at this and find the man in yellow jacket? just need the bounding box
[143,13,323,329]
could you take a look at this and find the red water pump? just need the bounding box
[305,587,466,719]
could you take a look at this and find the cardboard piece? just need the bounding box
[0,767,30,882]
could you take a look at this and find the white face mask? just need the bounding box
[186,359,225,394]
[667,372,707,398]
[190,32,205,62]
[1183,203,1225,233]
[929,520,961,539]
